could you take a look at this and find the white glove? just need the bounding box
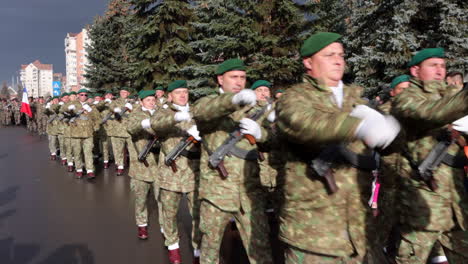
[68,105,76,111]
[124,103,133,110]
[59,102,64,105]
[105,98,112,103]
[141,118,151,129]
[114,107,122,113]
[45,103,51,109]
[239,118,262,140]
[350,105,382,121]
[93,101,99,105]
[232,89,257,106]
[174,111,191,122]
[355,115,400,149]
[267,110,276,123]
[452,115,468,134]
[83,104,92,112]
[187,125,202,141]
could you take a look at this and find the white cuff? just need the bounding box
[168,242,179,250]
[431,256,448,263]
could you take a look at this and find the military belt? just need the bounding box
[180,149,201,160]
[441,153,467,168]
[339,147,378,170]
[228,146,259,161]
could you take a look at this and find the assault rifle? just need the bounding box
[208,98,273,178]
[310,145,341,194]
[47,113,58,124]
[164,135,199,172]
[68,108,87,124]
[138,136,159,167]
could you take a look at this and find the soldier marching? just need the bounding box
[4,31,468,264]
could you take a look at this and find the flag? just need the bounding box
[20,87,32,118]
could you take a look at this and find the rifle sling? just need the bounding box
[442,153,467,168]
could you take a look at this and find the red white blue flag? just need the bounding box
[20,87,32,118]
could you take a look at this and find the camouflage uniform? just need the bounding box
[107,98,132,170]
[60,103,75,168]
[391,79,468,263]
[126,107,161,227]
[275,75,383,263]
[45,104,61,155]
[192,92,273,264]
[95,100,113,165]
[13,102,21,125]
[150,103,202,250]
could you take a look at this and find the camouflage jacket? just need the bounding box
[275,75,375,256]
[44,104,61,135]
[391,79,468,231]
[106,98,131,138]
[126,107,158,182]
[150,103,200,193]
[60,101,99,138]
[192,92,268,212]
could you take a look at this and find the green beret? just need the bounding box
[390,75,411,89]
[407,48,445,67]
[155,86,165,91]
[167,80,188,92]
[138,90,156,99]
[77,89,88,94]
[69,91,77,95]
[94,93,103,97]
[300,32,342,57]
[275,89,285,95]
[215,59,246,75]
[104,90,113,95]
[60,93,68,98]
[250,80,272,90]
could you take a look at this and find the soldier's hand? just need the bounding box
[187,125,202,141]
[239,118,262,140]
[174,111,191,122]
[105,98,112,103]
[452,115,468,134]
[141,118,151,129]
[232,89,257,106]
[45,103,51,109]
[355,115,400,149]
[124,103,133,110]
[68,105,76,111]
[59,102,64,105]
[114,107,122,113]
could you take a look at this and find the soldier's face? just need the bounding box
[141,96,156,110]
[120,90,130,99]
[303,42,345,87]
[94,96,103,101]
[62,96,70,103]
[104,93,113,99]
[156,90,165,98]
[78,93,88,102]
[410,58,446,81]
[254,86,271,101]
[52,98,59,104]
[218,70,247,93]
[275,92,283,99]
[69,94,77,101]
[446,75,463,90]
[390,81,410,97]
[170,88,189,106]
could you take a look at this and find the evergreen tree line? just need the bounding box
[84,0,468,99]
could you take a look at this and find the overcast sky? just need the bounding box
[0,0,108,86]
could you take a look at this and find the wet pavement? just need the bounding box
[0,127,262,264]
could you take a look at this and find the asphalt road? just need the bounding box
[0,126,271,264]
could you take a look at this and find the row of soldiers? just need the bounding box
[0,96,51,135]
[0,98,22,127]
[33,31,468,264]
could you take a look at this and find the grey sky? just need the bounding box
[0,0,108,86]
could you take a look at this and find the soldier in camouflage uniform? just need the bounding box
[148,80,202,264]
[390,48,468,264]
[126,90,160,240]
[61,92,78,172]
[36,97,47,135]
[191,59,273,264]
[155,86,169,108]
[12,99,22,125]
[275,32,400,263]
[92,92,112,169]
[57,93,69,165]
[63,89,100,179]
[108,87,134,175]
[44,97,61,160]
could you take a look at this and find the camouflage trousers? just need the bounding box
[58,135,65,160]
[110,136,131,169]
[99,135,111,162]
[48,135,58,155]
[65,136,73,165]
[285,244,363,264]
[199,199,273,264]
[71,137,94,172]
[130,179,163,227]
[395,229,468,264]
[13,112,21,125]
[160,188,201,249]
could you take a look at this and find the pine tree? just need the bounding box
[85,0,134,93]
[345,0,468,95]
[129,0,196,91]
